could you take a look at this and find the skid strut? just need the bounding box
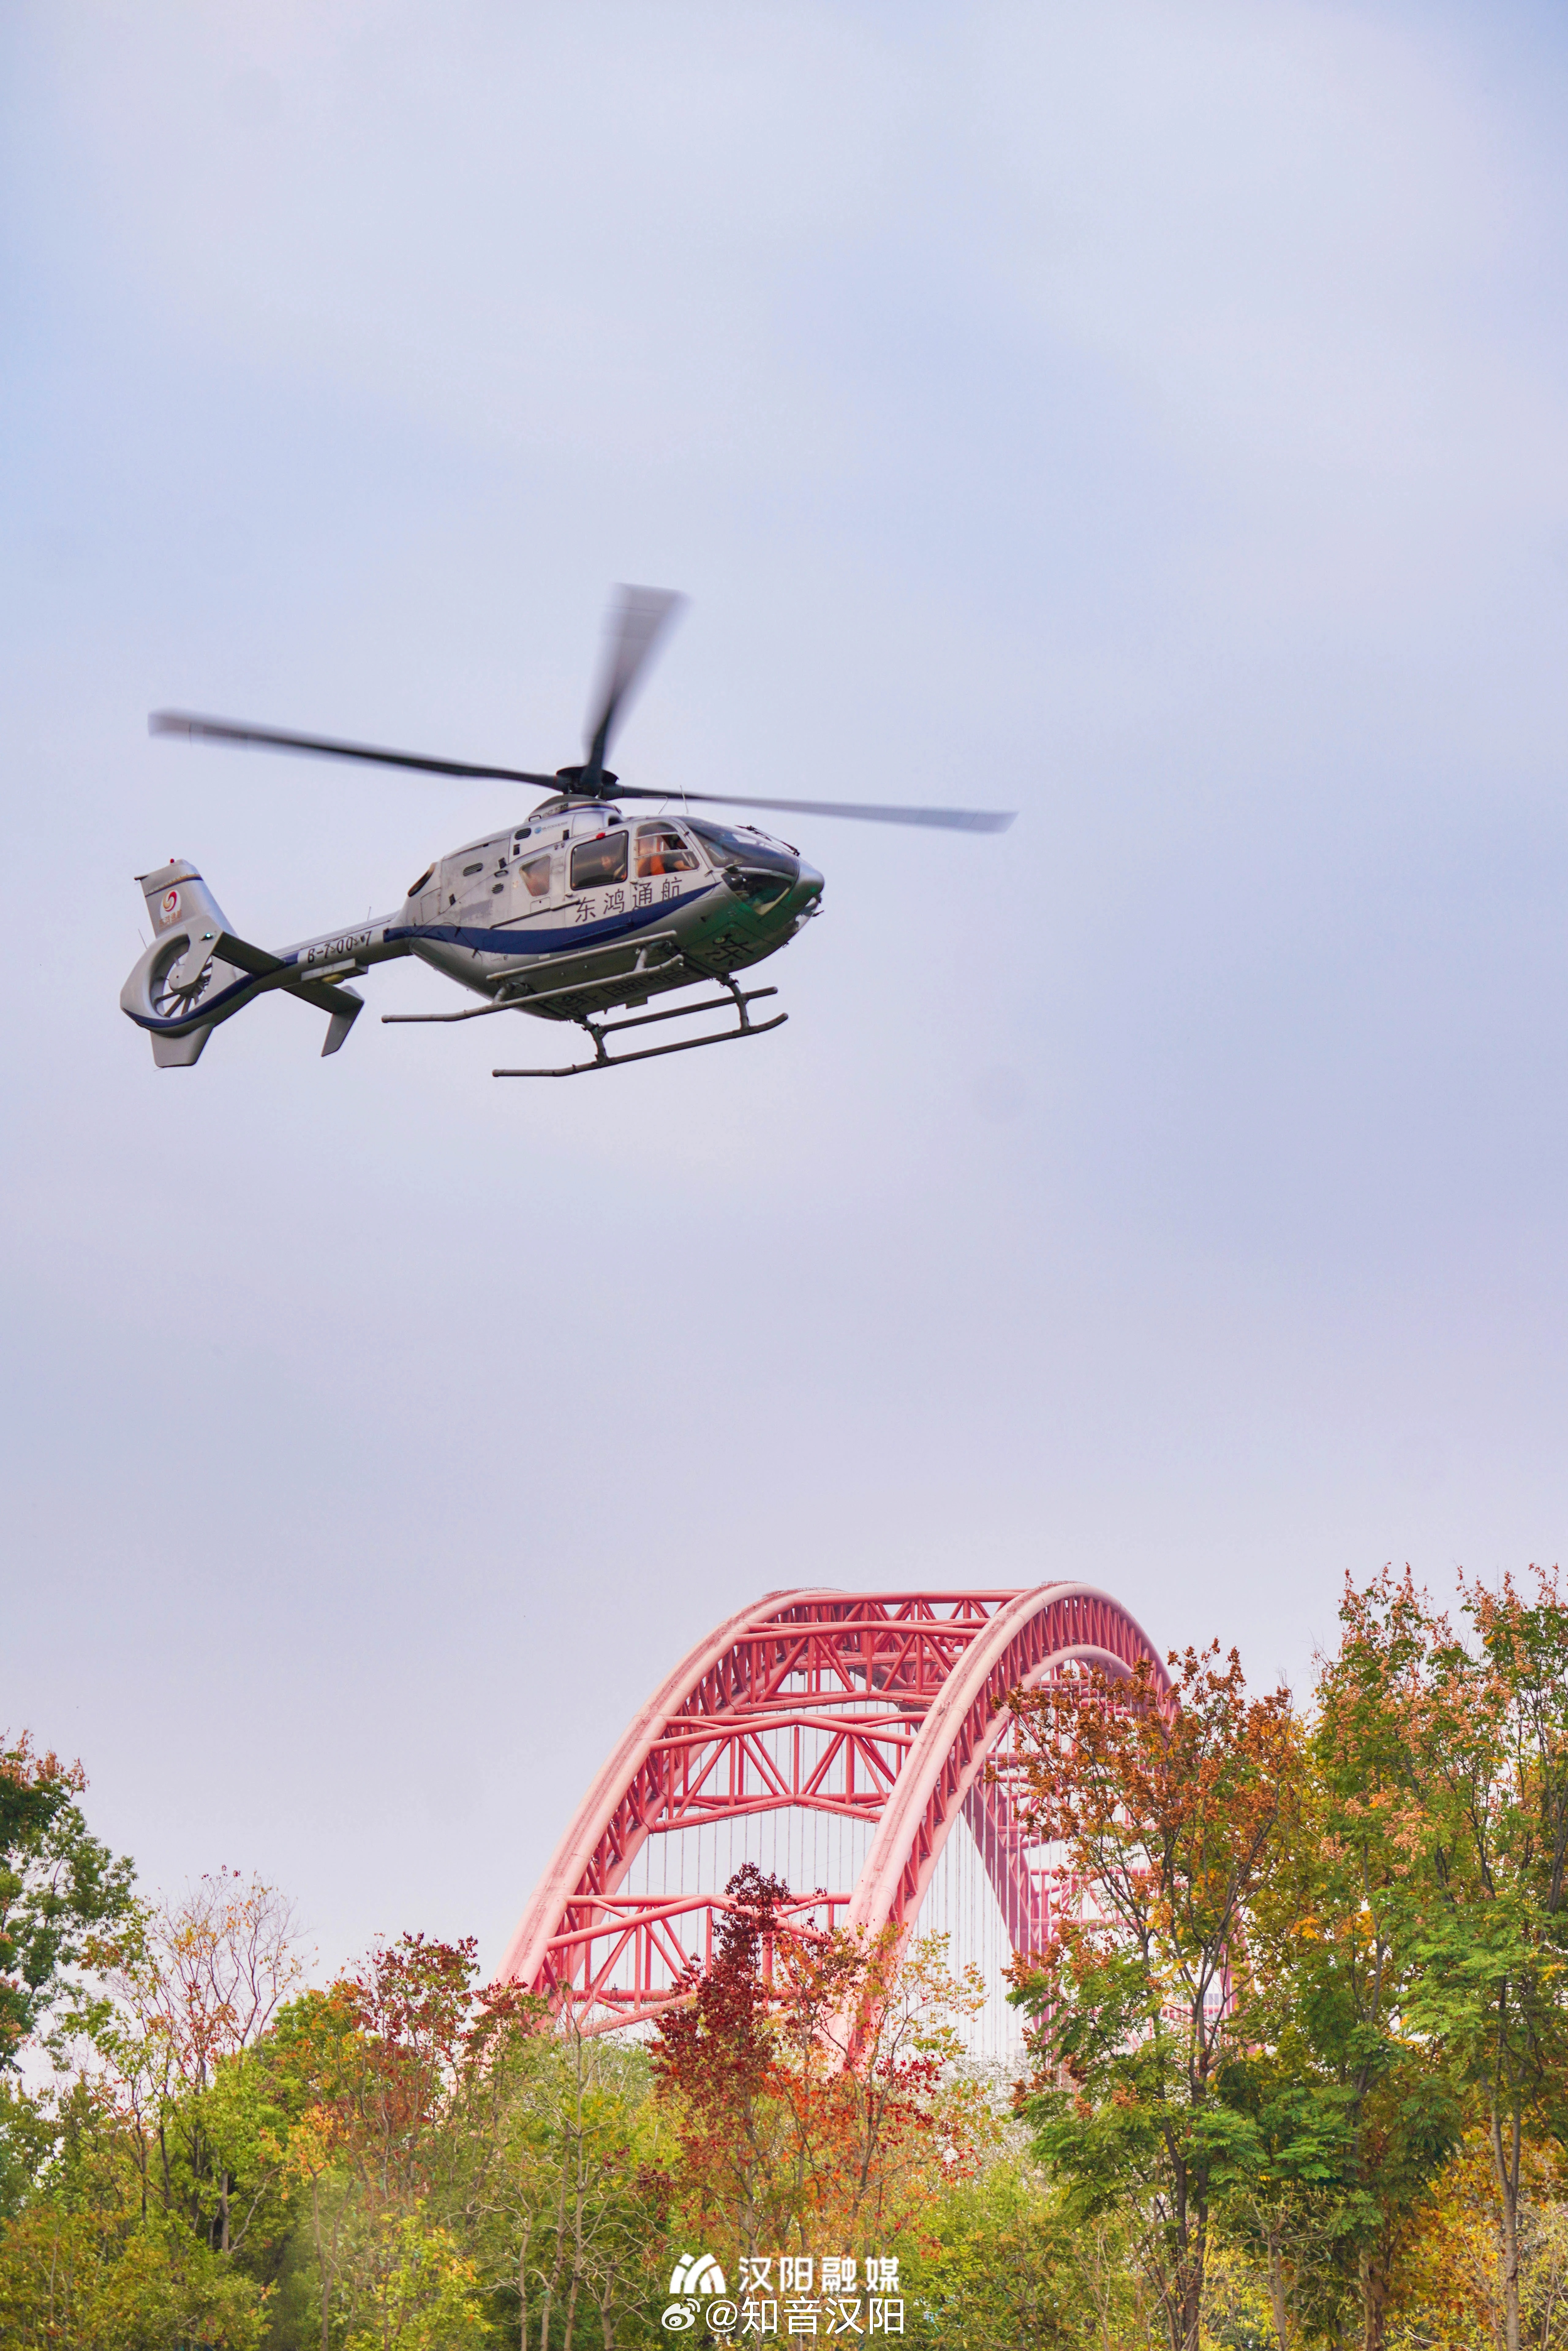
[493,978,785,1078]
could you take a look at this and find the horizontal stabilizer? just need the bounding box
[215,930,284,979]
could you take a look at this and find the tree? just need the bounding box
[274,1933,482,2351]
[341,2208,489,2351]
[653,1867,790,2258]
[1208,2054,1357,2350]
[0,2066,273,2349]
[0,2199,267,2349]
[1384,2128,1511,2347]
[652,1863,997,2268]
[466,2008,668,2350]
[102,1869,304,2251]
[1003,1642,1301,2351]
[268,1941,670,2350]
[0,1733,135,2067]
[1388,1569,1568,2351]
[1252,1572,1464,2349]
[903,2158,1087,2349]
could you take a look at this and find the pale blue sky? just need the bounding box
[5,1,1568,1976]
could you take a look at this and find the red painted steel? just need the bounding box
[500,1584,1167,2029]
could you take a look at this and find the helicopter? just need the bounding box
[121,587,1015,1077]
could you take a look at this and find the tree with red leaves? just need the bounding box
[652,1866,802,2259]
[653,1862,996,2268]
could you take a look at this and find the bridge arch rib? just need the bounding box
[501,1585,1168,2032]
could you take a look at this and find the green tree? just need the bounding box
[466,2008,669,2349]
[341,2209,488,2351]
[905,2158,1088,2348]
[1004,1643,1301,2351]
[102,1870,304,2254]
[1208,2053,1355,2350]
[1390,1570,1568,2351]
[1257,1572,1464,2349]
[0,1733,135,2068]
[0,2200,267,2349]
[0,2074,270,2349]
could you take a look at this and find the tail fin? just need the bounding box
[121,860,362,1066]
[138,860,232,939]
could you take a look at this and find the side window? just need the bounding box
[570,831,628,891]
[520,852,553,900]
[635,824,700,879]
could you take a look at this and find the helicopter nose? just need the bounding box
[795,859,824,902]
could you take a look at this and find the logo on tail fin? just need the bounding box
[160,887,181,923]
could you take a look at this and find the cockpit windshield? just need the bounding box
[689,820,797,876]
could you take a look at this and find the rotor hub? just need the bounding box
[553,765,617,791]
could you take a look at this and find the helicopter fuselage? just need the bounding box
[387,797,823,1023]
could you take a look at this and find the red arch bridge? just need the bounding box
[501,1586,1167,2050]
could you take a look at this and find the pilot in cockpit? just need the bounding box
[635,825,698,880]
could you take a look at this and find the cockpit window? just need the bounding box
[519,852,552,899]
[690,821,749,867]
[570,831,628,891]
[689,820,798,877]
[635,824,700,879]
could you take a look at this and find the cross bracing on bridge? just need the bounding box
[500,1585,1168,2053]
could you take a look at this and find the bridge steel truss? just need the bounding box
[500,1584,1169,2032]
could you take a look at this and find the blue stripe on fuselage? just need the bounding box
[385,881,715,960]
[128,882,721,1031]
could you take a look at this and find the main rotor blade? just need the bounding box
[580,585,686,793]
[149,711,558,788]
[612,783,1015,832]
[149,707,1016,829]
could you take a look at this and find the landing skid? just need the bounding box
[493,979,785,1078]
